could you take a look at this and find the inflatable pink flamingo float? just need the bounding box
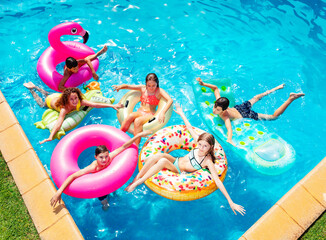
[37,22,99,91]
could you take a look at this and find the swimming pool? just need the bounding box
[1,0,326,239]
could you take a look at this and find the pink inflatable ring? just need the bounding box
[50,124,138,198]
[37,22,99,91]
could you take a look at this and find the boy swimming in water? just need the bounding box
[197,77,305,146]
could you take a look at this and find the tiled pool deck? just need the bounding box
[0,88,325,240]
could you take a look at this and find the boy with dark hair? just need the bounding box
[59,45,108,91]
[197,77,304,146]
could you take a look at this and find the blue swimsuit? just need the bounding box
[234,101,259,120]
[173,149,207,174]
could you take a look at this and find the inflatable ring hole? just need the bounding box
[77,146,97,169]
[201,87,206,93]
[55,62,65,75]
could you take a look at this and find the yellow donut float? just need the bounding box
[139,125,228,201]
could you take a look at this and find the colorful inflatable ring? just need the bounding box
[117,90,173,134]
[37,22,99,92]
[139,125,228,201]
[50,125,138,198]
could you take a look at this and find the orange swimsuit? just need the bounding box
[140,89,160,106]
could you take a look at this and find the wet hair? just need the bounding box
[214,97,229,111]
[198,132,216,162]
[145,73,159,88]
[95,145,109,156]
[65,57,78,69]
[55,87,84,109]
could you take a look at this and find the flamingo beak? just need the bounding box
[83,31,89,44]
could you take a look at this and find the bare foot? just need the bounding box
[98,45,108,56]
[125,183,137,192]
[23,82,36,89]
[289,92,305,100]
[101,199,110,211]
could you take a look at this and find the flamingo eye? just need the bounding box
[71,28,78,34]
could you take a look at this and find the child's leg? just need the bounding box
[125,157,178,192]
[133,114,153,146]
[120,111,143,132]
[258,93,305,120]
[98,195,109,210]
[249,84,285,106]
[23,82,48,107]
[85,45,108,62]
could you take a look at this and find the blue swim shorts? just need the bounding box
[234,101,259,120]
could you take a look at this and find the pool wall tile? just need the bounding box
[39,215,84,240]
[242,205,304,240]
[7,149,49,195]
[277,184,325,229]
[0,123,33,162]
[21,179,70,233]
[0,89,84,239]
[301,160,326,208]
[0,101,19,132]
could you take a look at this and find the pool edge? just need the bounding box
[240,156,326,240]
[0,89,84,240]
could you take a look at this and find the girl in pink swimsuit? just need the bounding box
[113,73,173,146]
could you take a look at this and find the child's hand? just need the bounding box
[196,77,204,85]
[173,102,184,116]
[92,72,99,81]
[50,192,62,208]
[112,85,121,92]
[112,103,124,111]
[229,202,246,216]
[227,139,236,147]
[158,112,165,123]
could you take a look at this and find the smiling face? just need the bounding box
[197,140,212,156]
[68,92,79,107]
[146,80,158,94]
[95,151,110,167]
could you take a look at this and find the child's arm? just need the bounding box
[81,99,124,111]
[196,77,221,99]
[174,103,199,142]
[109,131,152,159]
[112,84,143,92]
[39,109,67,144]
[205,160,246,215]
[58,69,71,91]
[224,117,236,146]
[50,163,96,207]
[157,88,173,123]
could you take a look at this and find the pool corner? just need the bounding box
[240,156,326,240]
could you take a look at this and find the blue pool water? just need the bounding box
[1,0,326,239]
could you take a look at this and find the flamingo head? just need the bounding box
[49,22,90,45]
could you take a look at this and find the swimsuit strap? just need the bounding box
[189,148,207,170]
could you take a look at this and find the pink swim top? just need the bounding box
[140,89,160,106]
